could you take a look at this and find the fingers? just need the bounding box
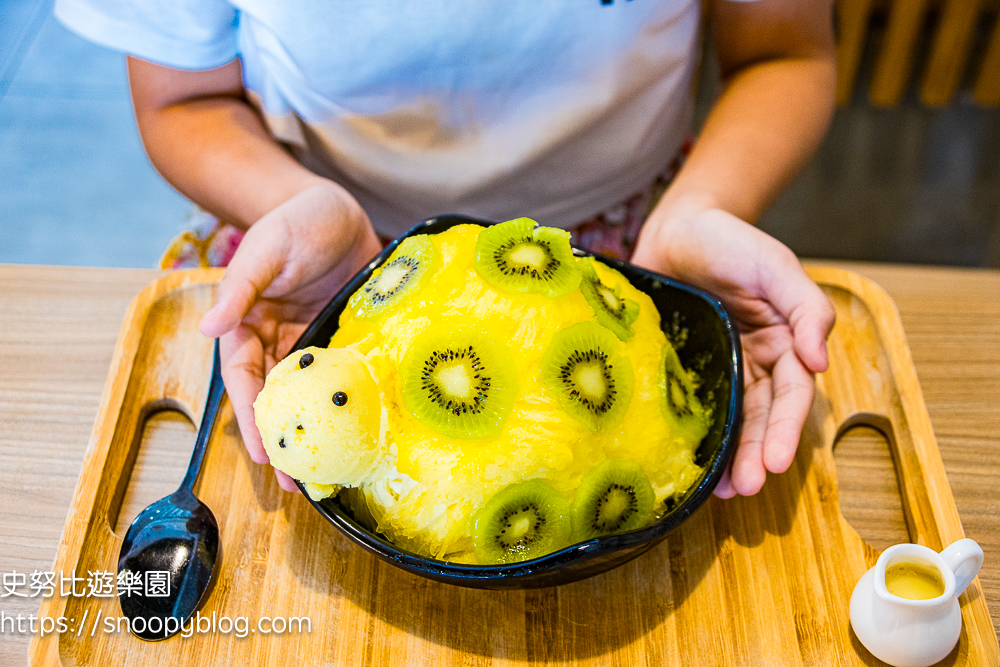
[275,469,300,493]
[730,369,772,496]
[761,351,815,474]
[629,237,661,273]
[762,246,836,374]
[791,295,836,374]
[628,210,667,271]
[217,303,301,497]
[713,465,737,499]
[200,222,289,340]
[727,351,815,498]
[218,325,270,465]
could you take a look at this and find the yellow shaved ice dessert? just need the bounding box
[254,347,389,489]
[254,220,712,564]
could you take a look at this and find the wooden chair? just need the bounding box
[836,0,1000,106]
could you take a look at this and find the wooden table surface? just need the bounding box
[1,262,997,665]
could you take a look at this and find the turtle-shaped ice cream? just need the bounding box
[253,218,712,564]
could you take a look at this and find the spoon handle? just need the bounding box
[180,338,225,492]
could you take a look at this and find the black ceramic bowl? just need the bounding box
[289,215,743,589]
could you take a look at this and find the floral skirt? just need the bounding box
[159,139,690,270]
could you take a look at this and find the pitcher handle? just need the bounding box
[940,538,984,597]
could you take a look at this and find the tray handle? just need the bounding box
[811,266,966,554]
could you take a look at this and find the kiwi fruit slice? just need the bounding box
[474,217,581,297]
[401,327,518,438]
[540,321,635,431]
[472,479,571,564]
[571,459,655,540]
[579,259,639,341]
[659,343,698,421]
[349,235,435,318]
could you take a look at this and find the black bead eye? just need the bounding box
[299,353,315,369]
[296,424,304,432]
[278,437,286,449]
[332,391,348,406]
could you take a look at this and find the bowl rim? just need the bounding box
[288,215,743,585]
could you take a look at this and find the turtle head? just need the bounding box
[254,346,386,494]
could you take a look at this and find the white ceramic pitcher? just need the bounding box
[850,538,984,667]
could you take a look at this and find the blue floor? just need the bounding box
[1,3,999,268]
[0,0,192,268]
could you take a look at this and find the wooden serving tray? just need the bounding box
[30,267,999,666]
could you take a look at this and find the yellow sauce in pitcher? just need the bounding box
[885,561,945,600]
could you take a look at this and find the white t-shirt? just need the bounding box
[56,0,702,236]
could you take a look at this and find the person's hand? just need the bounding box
[631,195,836,498]
[199,180,383,491]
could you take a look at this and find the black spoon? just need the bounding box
[117,338,224,641]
